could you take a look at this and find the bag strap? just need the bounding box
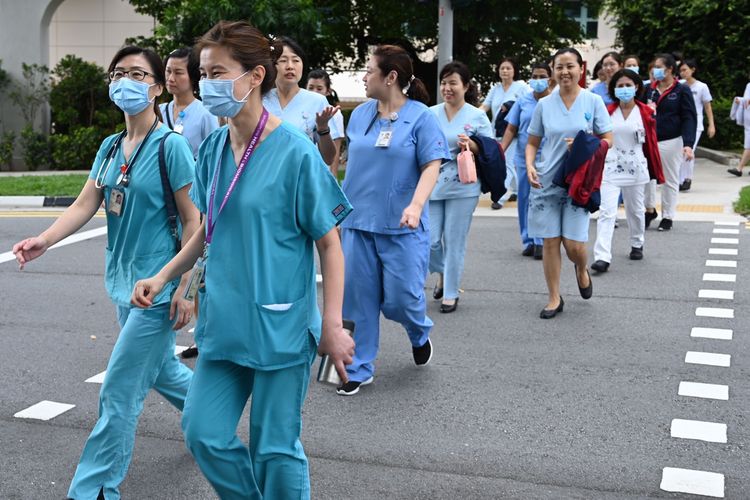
[159,132,181,252]
[165,102,174,130]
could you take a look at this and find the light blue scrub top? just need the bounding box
[483,80,529,126]
[505,89,546,167]
[342,99,450,235]
[263,88,343,143]
[189,123,352,370]
[429,102,493,200]
[527,89,613,182]
[159,99,219,157]
[89,126,195,307]
[590,81,615,105]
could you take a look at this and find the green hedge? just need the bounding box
[703,97,744,151]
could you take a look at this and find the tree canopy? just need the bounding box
[605,0,750,98]
[128,0,599,102]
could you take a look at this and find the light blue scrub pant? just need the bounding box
[342,228,432,382]
[181,338,316,500]
[499,139,518,203]
[68,303,193,500]
[428,196,478,300]
[516,163,543,248]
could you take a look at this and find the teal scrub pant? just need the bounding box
[182,340,316,500]
[67,303,193,500]
[342,228,433,382]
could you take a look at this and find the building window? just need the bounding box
[563,1,599,39]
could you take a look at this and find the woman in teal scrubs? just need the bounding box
[429,61,493,313]
[526,48,613,319]
[13,46,199,500]
[337,45,450,396]
[263,37,342,164]
[131,21,355,499]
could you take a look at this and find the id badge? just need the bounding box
[635,128,646,144]
[174,123,184,135]
[183,257,205,301]
[375,130,393,148]
[108,188,125,217]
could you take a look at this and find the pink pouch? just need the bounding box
[457,143,477,184]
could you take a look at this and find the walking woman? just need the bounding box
[263,37,341,164]
[591,69,664,273]
[643,53,697,231]
[428,61,493,313]
[160,47,219,158]
[131,21,354,499]
[13,46,198,499]
[678,58,716,191]
[526,47,613,319]
[306,68,345,177]
[590,52,621,105]
[728,77,750,176]
[501,62,553,259]
[338,44,450,395]
[481,57,527,209]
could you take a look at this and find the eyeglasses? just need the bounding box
[109,69,154,82]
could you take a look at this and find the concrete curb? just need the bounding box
[0,196,75,208]
[696,146,740,166]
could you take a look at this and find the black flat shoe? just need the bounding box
[440,297,459,313]
[522,244,535,257]
[575,265,593,299]
[540,297,564,319]
[590,260,609,273]
[728,167,742,177]
[491,202,502,210]
[645,209,658,229]
[433,284,444,300]
[181,344,199,359]
[533,244,543,260]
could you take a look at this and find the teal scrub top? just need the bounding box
[590,81,615,105]
[189,122,352,370]
[342,99,450,235]
[89,126,195,307]
[159,99,219,157]
[527,89,613,181]
[429,102,493,200]
[505,89,546,167]
[263,88,343,142]
[483,80,529,125]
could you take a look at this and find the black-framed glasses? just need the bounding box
[109,69,154,82]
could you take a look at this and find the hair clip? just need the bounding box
[410,75,416,82]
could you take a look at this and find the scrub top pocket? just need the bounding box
[252,295,309,366]
[386,182,417,229]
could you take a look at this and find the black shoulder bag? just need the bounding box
[158,132,181,252]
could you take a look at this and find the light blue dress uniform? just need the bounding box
[505,89,545,249]
[70,126,195,500]
[159,99,219,157]
[483,80,529,200]
[183,122,351,500]
[263,88,343,143]
[526,90,613,242]
[342,99,450,382]
[428,102,493,300]
[590,81,615,105]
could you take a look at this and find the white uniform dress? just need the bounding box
[679,80,712,182]
[593,107,650,263]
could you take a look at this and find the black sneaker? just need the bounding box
[629,246,643,260]
[491,202,503,210]
[534,244,543,260]
[413,339,433,366]
[645,210,658,229]
[590,260,609,272]
[679,179,692,191]
[336,376,373,396]
[181,344,199,359]
[522,244,534,257]
[727,168,742,177]
[658,218,672,231]
[508,193,518,202]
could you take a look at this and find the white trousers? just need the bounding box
[679,131,702,182]
[594,181,646,263]
[644,137,682,219]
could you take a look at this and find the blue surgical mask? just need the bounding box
[199,71,252,118]
[625,66,640,74]
[109,79,155,116]
[529,78,549,94]
[614,87,636,103]
[653,67,666,81]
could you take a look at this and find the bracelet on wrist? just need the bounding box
[317,128,331,136]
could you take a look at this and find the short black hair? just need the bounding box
[164,47,200,95]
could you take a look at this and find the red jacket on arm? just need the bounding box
[607,101,665,184]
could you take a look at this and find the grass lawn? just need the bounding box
[0,174,88,196]
[735,185,750,216]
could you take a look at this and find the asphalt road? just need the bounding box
[0,213,747,499]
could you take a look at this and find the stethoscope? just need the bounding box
[93,118,159,189]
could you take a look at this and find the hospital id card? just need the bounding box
[635,128,646,144]
[183,257,205,301]
[108,188,125,217]
[375,130,393,148]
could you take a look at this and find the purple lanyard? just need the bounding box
[206,108,269,246]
